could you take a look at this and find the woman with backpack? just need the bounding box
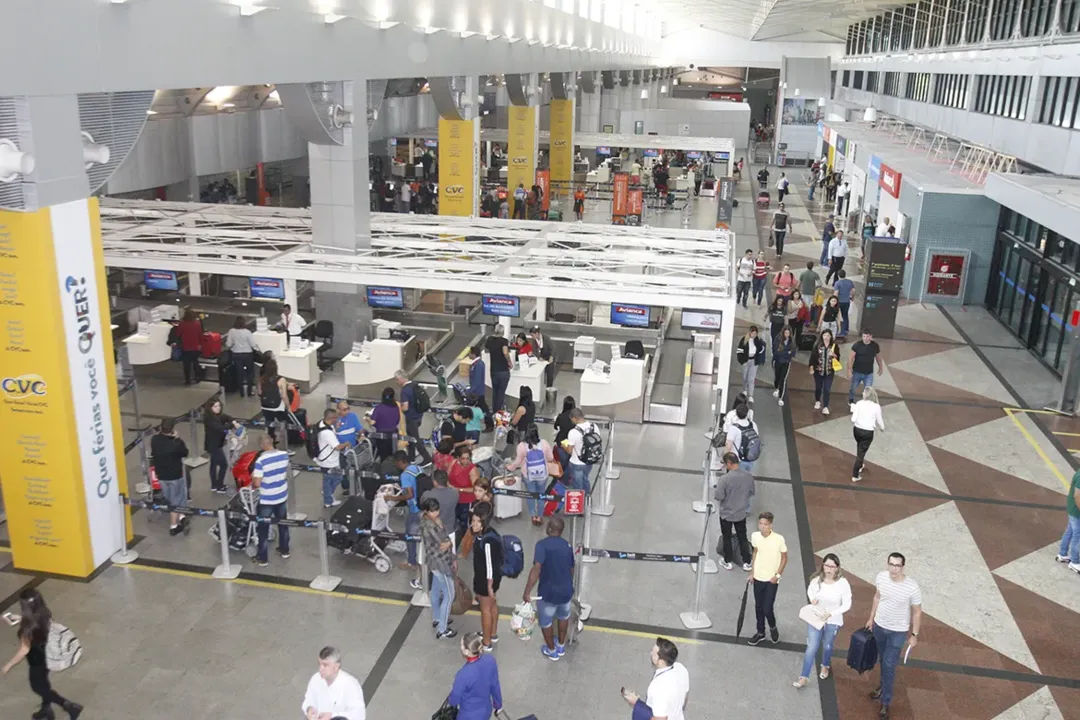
[809,329,841,415]
[736,326,767,404]
[507,423,554,526]
[470,502,503,651]
[258,358,290,448]
[2,588,83,719]
[772,326,796,407]
[773,263,797,301]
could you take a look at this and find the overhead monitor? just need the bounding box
[366,286,405,309]
[596,146,612,156]
[686,151,703,160]
[643,149,660,158]
[610,303,650,328]
[482,294,520,317]
[424,139,438,148]
[143,270,178,291]
[249,277,286,300]
[713,151,730,161]
[681,309,723,331]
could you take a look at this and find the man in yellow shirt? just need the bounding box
[747,511,788,646]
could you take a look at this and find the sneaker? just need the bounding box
[168,524,182,536]
[778,400,785,407]
[556,642,566,658]
[1055,554,1071,563]
[437,628,458,640]
[849,403,856,412]
[770,627,780,644]
[852,476,861,483]
[275,548,291,559]
[869,686,883,700]
[814,401,821,410]
[822,407,830,415]
[287,449,297,457]
[879,705,890,719]
[432,619,455,628]
[255,559,269,567]
[1069,563,1080,574]
[324,499,342,508]
[720,560,733,570]
[541,645,560,661]
[772,390,780,398]
[747,633,766,646]
[410,578,423,590]
[748,396,755,404]
[212,487,228,494]
[742,563,753,572]
[65,703,83,720]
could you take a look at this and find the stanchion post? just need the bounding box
[109,494,138,564]
[690,502,718,575]
[130,379,152,497]
[591,443,615,517]
[604,419,620,481]
[692,446,712,514]
[570,510,592,622]
[309,520,342,592]
[287,467,308,522]
[212,509,242,579]
[679,552,713,629]
[185,409,209,469]
[411,539,431,608]
[581,495,598,564]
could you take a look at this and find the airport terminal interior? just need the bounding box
[3,1,1080,719]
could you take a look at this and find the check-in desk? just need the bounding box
[122,322,173,365]
[586,166,611,184]
[278,342,322,392]
[342,337,415,397]
[253,330,288,360]
[579,357,648,423]
[483,353,549,405]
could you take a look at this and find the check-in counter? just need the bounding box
[342,337,416,397]
[122,322,173,365]
[586,166,611,184]
[254,330,287,360]
[580,357,648,423]
[278,342,322,392]
[483,352,549,404]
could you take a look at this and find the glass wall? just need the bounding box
[987,207,1080,374]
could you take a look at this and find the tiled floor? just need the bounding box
[2,169,1079,719]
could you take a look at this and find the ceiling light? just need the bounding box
[640,89,649,100]
[377,21,399,29]
[235,3,268,16]
[146,109,157,115]
[486,33,501,41]
[423,26,441,34]
[459,30,478,38]
[222,103,235,108]
[324,13,346,24]
[863,107,878,122]
[506,36,521,43]
[529,39,541,45]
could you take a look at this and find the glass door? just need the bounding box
[1009,255,1033,334]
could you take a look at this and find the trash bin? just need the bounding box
[545,387,558,412]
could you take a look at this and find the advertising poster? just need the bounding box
[482,295,521,317]
[681,310,723,331]
[144,270,178,291]
[626,188,643,226]
[438,117,479,217]
[249,277,286,299]
[535,169,551,213]
[610,303,650,327]
[508,105,538,212]
[879,163,902,199]
[926,253,966,297]
[715,177,735,227]
[612,172,630,225]
[781,98,822,126]
[366,286,405,309]
[549,98,574,196]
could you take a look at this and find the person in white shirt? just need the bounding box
[875,217,891,238]
[825,231,848,286]
[621,637,689,720]
[866,553,922,719]
[399,181,412,214]
[794,553,852,688]
[775,172,789,202]
[315,408,347,508]
[835,181,850,216]
[725,404,759,472]
[280,304,306,340]
[851,386,885,482]
[566,408,598,493]
[302,646,366,720]
[736,249,755,308]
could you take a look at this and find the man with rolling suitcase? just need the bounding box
[865,552,923,719]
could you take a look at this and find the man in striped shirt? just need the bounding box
[252,433,291,567]
[865,552,922,719]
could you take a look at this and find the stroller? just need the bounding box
[325,487,397,573]
[209,429,276,556]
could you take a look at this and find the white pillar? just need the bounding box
[535,298,547,322]
[284,278,298,311]
[498,316,513,337]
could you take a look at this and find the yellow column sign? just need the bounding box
[549,99,575,199]
[507,105,538,213]
[438,118,480,217]
[0,198,129,577]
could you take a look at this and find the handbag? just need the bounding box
[547,460,563,479]
[170,345,182,362]
[799,604,827,630]
[831,357,842,372]
[432,697,458,720]
[451,575,473,616]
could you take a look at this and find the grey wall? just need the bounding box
[777,57,831,156]
[369,95,438,142]
[615,101,751,149]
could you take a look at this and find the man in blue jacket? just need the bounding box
[467,345,494,432]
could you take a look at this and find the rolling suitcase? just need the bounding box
[846,628,879,675]
[201,331,223,358]
[287,408,307,446]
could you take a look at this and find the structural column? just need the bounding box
[432,76,481,218]
[506,73,539,218]
[549,72,576,201]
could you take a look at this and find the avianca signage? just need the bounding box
[879,163,902,199]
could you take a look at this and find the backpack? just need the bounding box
[411,383,431,413]
[405,466,433,500]
[774,212,787,230]
[578,424,605,465]
[45,622,82,672]
[846,628,879,674]
[501,534,525,578]
[260,376,282,409]
[306,423,325,461]
[525,445,548,483]
[738,422,762,462]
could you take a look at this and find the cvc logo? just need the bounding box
[511,156,529,165]
[2,374,47,399]
[444,185,465,195]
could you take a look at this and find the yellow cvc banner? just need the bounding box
[0,198,129,577]
[438,118,480,217]
[507,105,538,206]
[549,99,575,198]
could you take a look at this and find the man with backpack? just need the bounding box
[395,370,433,465]
[725,404,761,472]
[312,408,347,509]
[566,408,604,493]
[522,516,575,661]
[386,450,432,589]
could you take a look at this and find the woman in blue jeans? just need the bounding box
[420,497,457,639]
[506,424,554,525]
[794,553,852,688]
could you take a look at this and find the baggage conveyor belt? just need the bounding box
[650,338,692,406]
[414,327,481,385]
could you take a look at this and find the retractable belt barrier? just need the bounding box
[325,394,614,429]
[579,548,697,563]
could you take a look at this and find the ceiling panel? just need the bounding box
[656,0,901,42]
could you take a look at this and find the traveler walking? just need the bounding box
[447,632,503,720]
[808,166,818,201]
[752,251,769,306]
[1,589,83,719]
[851,387,886,482]
[363,387,400,461]
[747,511,788,646]
[825,231,848,285]
[809,330,840,415]
[151,417,190,535]
[301,646,366,720]
[794,554,852,689]
[714,452,755,571]
[315,408,347,508]
[395,370,433,465]
[467,345,494,431]
[258,358,290,448]
[175,308,203,385]
[725,404,760,473]
[421,497,458,639]
[1054,468,1080,573]
[799,261,822,300]
[252,432,291,567]
[773,263,797,301]
[833,270,856,338]
[485,325,513,412]
[737,249,755,308]
[507,424,554,525]
[776,173,789,202]
[766,296,788,341]
[771,203,790,258]
[785,289,809,351]
[820,214,836,266]
[203,398,239,494]
[470,502,503,651]
[566,408,602,493]
[866,553,923,719]
[772,326,796,406]
[819,296,841,338]
[848,328,884,408]
[522,517,576,661]
[620,638,690,720]
[875,216,891,238]
[736,326,767,403]
[225,315,259,396]
[835,181,849,217]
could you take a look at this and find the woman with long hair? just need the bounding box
[470,502,503,651]
[751,251,769,307]
[203,397,238,494]
[772,326,796,407]
[819,295,841,338]
[365,386,400,460]
[766,296,788,341]
[809,330,840,415]
[553,395,577,472]
[449,445,481,538]
[851,386,886,482]
[506,423,554,525]
[176,307,204,385]
[258,357,289,447]
[509,385,536,438]
[736,326,767,404]
[1,589,83,718]
[447,631,503,720]
[785,289,809,350]
[794,554,852,688]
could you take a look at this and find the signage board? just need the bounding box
[481,295,520,317]
[860,237,907,338]
[868,154,882,181]
[438,118,479,217]
[549,98,574,192]
[681,310,723,331]
[249,277,285,299]
[596,146,612,155]
[610,303,650,328]
[535,169,550,213]
[879,162,902,198]
[644,149,660,157]
[925,252,967,299]
[836,135,847,156]
[612,172,630,225]
[715,177,735,227]
[686,151,703,160]
[143,270,178,291]
[565,490,585,515]
[366,286,405,309]
[626,188,643,226]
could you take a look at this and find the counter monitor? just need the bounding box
[610,303,650,328]
[482,294,520,317]
[144,270,178,291]
[366,286,405,309]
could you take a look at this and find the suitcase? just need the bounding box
[798,331,816,352]
[756,191,770,208]
[493,476,523,519]
[542,479,566,516]
[287,408,307,446]
[326,496,373,552]
[201,331,223,358]
[846,628,879,674]
[548,209,562,221]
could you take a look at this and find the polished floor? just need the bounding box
[1,170,1079,719]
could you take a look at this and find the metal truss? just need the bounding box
[99,199,736,311]
[404,129,737,154]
